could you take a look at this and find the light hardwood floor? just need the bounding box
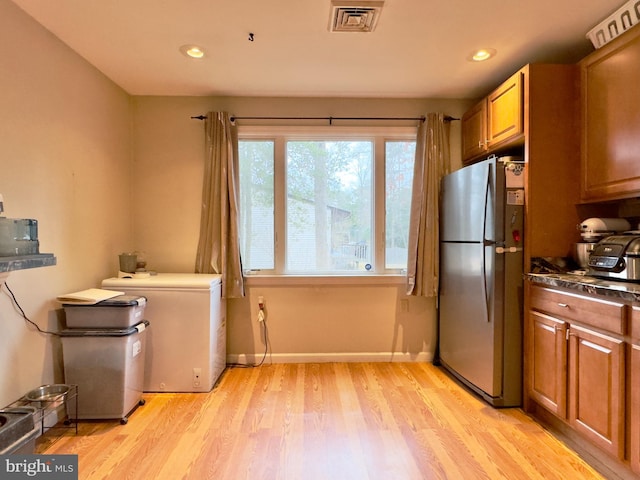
[39,363,604,480]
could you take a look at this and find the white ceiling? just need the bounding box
[11,0,625,99]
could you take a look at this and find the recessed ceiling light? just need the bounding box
[468,48,496,62]
[180,45,205,59]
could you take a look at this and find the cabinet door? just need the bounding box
[631,343,640,474]
[630,306,640,474]
[581,26,640,201]
[461,99,487,163]
[487,71,523,148]
[527,310,567,418]
[568,325,625,459]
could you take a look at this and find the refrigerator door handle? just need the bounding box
[481,165,493,322]
[481,163,491,245]
[481,240,493,323]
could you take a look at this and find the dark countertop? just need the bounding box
[527,272,640,303]
[0,254,56,273]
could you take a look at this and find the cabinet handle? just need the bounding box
[557,303,569,308]
[552,324,568,336]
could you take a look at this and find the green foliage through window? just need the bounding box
[239,130,415,275]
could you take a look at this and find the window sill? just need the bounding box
[243,274,406,287]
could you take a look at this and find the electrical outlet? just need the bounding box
[257,295,266,322]
[193,368,202,388]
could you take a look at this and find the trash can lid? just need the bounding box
[59,320,149,337]
[63,295,146,308]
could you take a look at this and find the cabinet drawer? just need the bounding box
[530,286,626,335]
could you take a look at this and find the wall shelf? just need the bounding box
[0,253,56,278]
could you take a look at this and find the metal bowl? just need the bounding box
[575,242,596,268]
[24,384,70,408]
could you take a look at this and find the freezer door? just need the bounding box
[440,159,495,243]
[439,241,503,398]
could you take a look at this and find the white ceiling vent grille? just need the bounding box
[329,0,384,33]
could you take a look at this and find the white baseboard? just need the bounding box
[227,351,433,364]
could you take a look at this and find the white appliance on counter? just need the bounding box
[102,273,225,392]
[577,217,631,242]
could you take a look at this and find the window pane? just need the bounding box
[385,141,416,269]
[286,141,372,272]
[238,140,275,270]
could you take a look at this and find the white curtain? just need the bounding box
[195,112,245,298]
[406,113,451,297]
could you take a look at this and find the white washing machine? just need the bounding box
[102,273,225,392]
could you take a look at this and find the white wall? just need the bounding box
[0,0,472,407]
[0,1,133,406]
[132,96,470,362]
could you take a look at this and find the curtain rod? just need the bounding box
[190,114,460,124]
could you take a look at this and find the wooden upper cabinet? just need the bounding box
[487,71,524,148]
[461,99,487,161]
[461,70,524,164]
[580,24,640,201]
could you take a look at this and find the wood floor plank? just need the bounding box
[38,363,605,480]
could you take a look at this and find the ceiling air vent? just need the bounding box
[329,0,384,33]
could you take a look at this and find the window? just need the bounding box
[385,141,416,269]
[238,140,275,270]
[239,126,416,275]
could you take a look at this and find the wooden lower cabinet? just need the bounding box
[527,311,567,418]
[630,306,640,474]
[567,325,625,459]
[527,283,628,467]
[631,342,640,474]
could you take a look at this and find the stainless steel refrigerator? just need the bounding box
[438,155,525,407]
